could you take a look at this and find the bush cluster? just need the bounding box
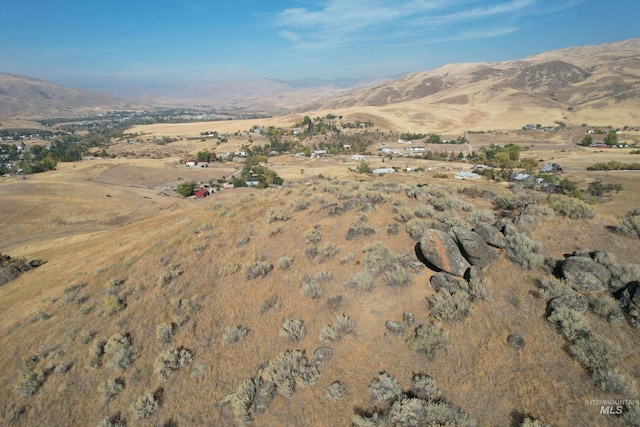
[407,324,447,360]
[130,390,160,419]
[319,314,356,343]
[104,333,136,372]
[265,208,290,223]
[13,368,46,397]
[551,197,596,219]
[243,261,273,280]
[99,377,125,404]
[154,346,193,380]
[505,232,544,269]
[280,319,306,342]
[223,325,249,344]
[301,276,323,299]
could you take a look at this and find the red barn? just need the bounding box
[194,189,208,199]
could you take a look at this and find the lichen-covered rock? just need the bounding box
[430,272,467,294]
[451,227,496,268]
[548,293,588,314]
[385,321,406,336]
[561,256,611,292]
[473,222,507,248]
[419,229,470,277]
[507,334,525,350]
[467,266,484,289]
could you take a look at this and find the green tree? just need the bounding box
[580,135,593,146]
[519,158,538,173]
[604,131,618,146]
[356,160,371,173]
[176,181,198,197]
[428,134,441,144]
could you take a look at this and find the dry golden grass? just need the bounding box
[1,142,640,427]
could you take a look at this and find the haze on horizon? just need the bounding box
[2,0,639,91]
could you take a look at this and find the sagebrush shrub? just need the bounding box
[616,209,640,238]
[259,294,278,315]
[320,314,356,343]
[326,381,345,401]
[301,277,323,299]
[393,206,415,223]
[411,374,442,401]
[257,350,319,398]
[569,335,618,373]
[154,347,193,380]
[547,305,590,342]
[130,390,159,419]
[223,325,249,344]
[155,322,174,343]
[589,293,624,324]
[104,333,136,372]
[97,413,126,427]
[319,243,339,260]
[86,338,107,370]
[389,397,425,426]
[277,256,293,270]
[383,265,413,288]
[346,271,374,291]
[369,372,403,403]
[102,295,126,317]
[466,209,495,225]
[405,218,429,240]
[13,368,46,397]
[280,319,306,342]
[218,262,240,276]
[428,289,472,321]
[535,276,574,299]
[243,261,273,280]
[99,377,125,404]
[414,204,434,219]
[505,232,544,269]
[265,208,290,223]
[291,198,310,212]
[303,226,322,244]
[407,324,447,360]
[551,197,596,219]
[363,242,397,276]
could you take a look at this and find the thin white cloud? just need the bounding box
[275,0,578,50]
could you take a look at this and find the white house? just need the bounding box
[372,168,395,174]
[351,155,367,161]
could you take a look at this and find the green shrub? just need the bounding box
[393,206,415,223]
[430,210,466,232]
[590,368,634,394]
[102,295,126,317]
[99,377,125,404]
[319,242,339,260]
[383,265,413,288]
[243,261,273,280]
[551,197,596,219]
[320,314,356,343]
[265,208,290,223]
[218,262,240,276]
[291,198,310,212]
[521,418,550,427]
[301,277,323,299]
[259,294,278,315]
[535,276,574,299]
[405,218,429,240]
[280,319,306,342]
[363,242,397,276]
[223,325,249,344]
[97,414,126,427]
[130,390,159,419]
[346,271,374,291]
[86,338,107,370]
[589,293,624,324]
[389,397,425,426]
[505,232,544,269]
[411,374,441,401]
[423,401,475,426]
[466,209,495,225]
[369,372,403,403]
[13,368,46,397]
[616,209,640,238]
[277,256,293,270]
[414,204,434,219]
[431,195,461,211]
[155,322,174,343]
[104,333,136,372]
[569,335,618,373]
[428,289,472,321]
[546,306,590,342]
[326,381,345,401]
[153,347,193,380]
[303,226,322,244]
[257,350,319,397]
[407,323,447,360]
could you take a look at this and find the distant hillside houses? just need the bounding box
[522,124,555,132]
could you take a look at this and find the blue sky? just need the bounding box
[1,0,638,89]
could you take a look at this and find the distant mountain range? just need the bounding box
[1,38,639,131]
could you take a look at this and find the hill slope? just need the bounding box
[302,39,640,132]
[0,73,131,119]
[1,160,639,426]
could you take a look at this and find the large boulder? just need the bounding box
[419,229,470,277]
[451,227,496,268]
[473,222,507,248]
[561,256,611,292]
[430,272,467,294]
